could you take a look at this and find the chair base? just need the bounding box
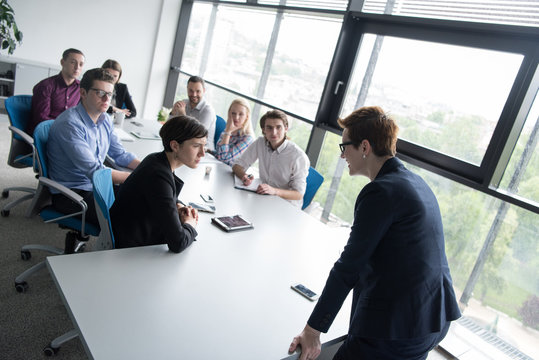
[14,231,89,293]
[1,187,36,217]
[43,329,79,356]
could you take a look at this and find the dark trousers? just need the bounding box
[52,189,100,231]
[333,322,450,360]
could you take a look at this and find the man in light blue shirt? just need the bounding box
[48,68,140,231]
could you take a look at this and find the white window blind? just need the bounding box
[361,0,539,27]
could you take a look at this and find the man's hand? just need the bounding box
[289,325,321,360]
[171,100,187,116]
[256,183,277,195]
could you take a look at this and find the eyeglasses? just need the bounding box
[339,141,355,154]
[90,88,113,99]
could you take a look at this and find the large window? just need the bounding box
[341,35,523,165]
[166,0,539,357]
[177,2,341,138]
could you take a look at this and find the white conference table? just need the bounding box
[46,118,352,360]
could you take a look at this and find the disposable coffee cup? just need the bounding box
[113,112,126,127]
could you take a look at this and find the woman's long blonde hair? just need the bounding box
[228,98,254,136]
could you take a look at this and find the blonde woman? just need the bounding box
[215,98,254,165]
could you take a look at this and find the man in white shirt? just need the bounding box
[170,76,216,151]
[232,109,310,208]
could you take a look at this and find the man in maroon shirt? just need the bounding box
[27,48,85,135]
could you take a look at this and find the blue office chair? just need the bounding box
[92,168,116,250]
[41,168,117,356]
[14,120,99,293]
[214,115,226,148]
[1,95,36,217]
[302,167,324,210]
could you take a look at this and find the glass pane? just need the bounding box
[314,131,369,224]
[407,164,539,359]
[181,3,214,74]
[341,35,523,165]
[499,89,539,203]
[202,7,276,94]
[251,104,312,152]
[361,0,539,27]
[264,13,341,120]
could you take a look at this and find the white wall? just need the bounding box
[8,0,182,119]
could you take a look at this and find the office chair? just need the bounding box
[302,167,324,210]
[14,120,99,293]
[42,168,117,356]
[1,95,36,217]
[214,115,226,148]
[92,168,116,250]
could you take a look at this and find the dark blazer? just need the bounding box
[110,151,197,253]
[308,157,461,339]
[107,82,137,118]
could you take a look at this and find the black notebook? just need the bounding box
[211,215,254,232]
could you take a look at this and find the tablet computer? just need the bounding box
[211,215,253,232]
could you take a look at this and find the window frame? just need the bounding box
[315,12,539,213]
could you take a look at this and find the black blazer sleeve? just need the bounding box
[143,165,195,253]
[109,82,137,118]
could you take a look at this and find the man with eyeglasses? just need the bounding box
[27,48,85,135]
[47,68,140,248]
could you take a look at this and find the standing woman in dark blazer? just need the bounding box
[102,59,137,118]
[289,106,461,360]
[110,116,208,253]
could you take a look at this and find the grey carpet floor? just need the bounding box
[0,117,87,359]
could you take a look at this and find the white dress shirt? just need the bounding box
[233,136,310,207]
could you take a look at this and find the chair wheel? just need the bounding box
[21,250,31,260]
[43,343,59,356]
[1,190,8,198]
[15,281,28,293]
[1,209,9,217]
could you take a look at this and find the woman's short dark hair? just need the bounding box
[338,106,399,157]
[80,68,114,92]
[160,116,208,152]
[101,59,122,80]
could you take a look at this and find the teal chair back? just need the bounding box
[92,168,116,249]
[302,167,324,210]
[5,95,33,167]
[214,115,226,148]
[33,120,55,178]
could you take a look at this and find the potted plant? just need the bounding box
[0,0,22,55]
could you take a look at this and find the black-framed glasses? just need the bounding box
[339,141,355,154]
[90,88,113,99]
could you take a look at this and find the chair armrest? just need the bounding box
[104,155,131,172]
[9,125,34,146]
[39,177,85,204]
